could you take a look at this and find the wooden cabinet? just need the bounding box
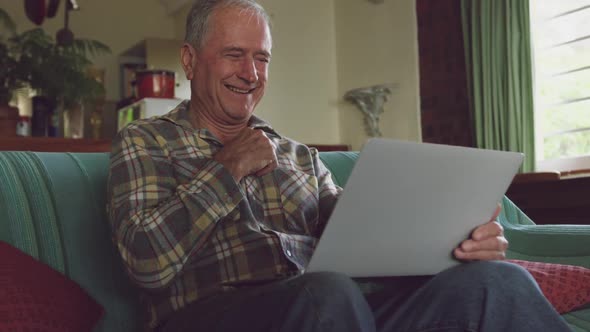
[507,172,590,225]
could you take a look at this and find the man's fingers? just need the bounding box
[472,221,504,241]
[491,203,502,221]
[220,128,277,179]
[454,248,506,261]
[254,158,277,176]
[454,205,507,262]
[460,236,508,253]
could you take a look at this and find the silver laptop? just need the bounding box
[306,138,524,277]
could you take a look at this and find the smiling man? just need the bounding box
[180,1,277,181]
[107,1,572,331]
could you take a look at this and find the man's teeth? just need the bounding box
[227,85,252,94]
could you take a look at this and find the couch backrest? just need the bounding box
[0,150,359,331]
[0,152,140,332]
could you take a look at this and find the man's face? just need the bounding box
[191,6,271,125]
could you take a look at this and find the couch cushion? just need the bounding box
[0,152,64,271]
[508,259,590,314]
[36,152,142,331]
[0,241,103,331]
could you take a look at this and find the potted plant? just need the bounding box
[0,8,110,137]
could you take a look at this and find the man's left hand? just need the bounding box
[453,204,509,261]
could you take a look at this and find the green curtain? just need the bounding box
[461,0,535,172]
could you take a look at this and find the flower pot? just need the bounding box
[0,104,19,137]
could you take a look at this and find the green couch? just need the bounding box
[1,151,589,331]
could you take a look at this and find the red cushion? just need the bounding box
[508,259,590,314]
[0,241,103,331]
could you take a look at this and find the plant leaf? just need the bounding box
[0,8,17,38]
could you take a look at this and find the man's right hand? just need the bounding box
[213,128,278,182]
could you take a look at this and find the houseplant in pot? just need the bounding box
[0,7,110,137]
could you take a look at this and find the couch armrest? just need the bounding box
[500,197,590,268]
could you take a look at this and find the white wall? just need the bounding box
[256,0,341,144]
[335,0,422,150]
[3,0,177,101]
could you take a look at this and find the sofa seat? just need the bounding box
[1,151,589,331]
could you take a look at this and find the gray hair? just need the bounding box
[184,0,271,49]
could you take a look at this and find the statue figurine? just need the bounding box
[344,83,396,137]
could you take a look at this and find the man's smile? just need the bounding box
[225,84,256,94]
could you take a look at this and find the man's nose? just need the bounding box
[238,59,258,83]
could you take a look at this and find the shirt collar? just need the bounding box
[161,99,282,141]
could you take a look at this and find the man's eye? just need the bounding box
[257,57,270,63]
[226,53,240,58]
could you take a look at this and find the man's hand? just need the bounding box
[213,128,278,182]
[453,204,509,261]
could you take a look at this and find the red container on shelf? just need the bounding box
[136,70,175,99]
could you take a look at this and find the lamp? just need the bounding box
[344,83,397,137]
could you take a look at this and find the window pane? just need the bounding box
[532,1,590,21]
[534,36,590,76]
[536,68,590,106]
[544,129,590,159]
[540,98,590,135]
[532,0,590,163]
[533,7,590,49]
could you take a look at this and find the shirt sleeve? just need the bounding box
[310,148,343,237]
[107,126,242,290]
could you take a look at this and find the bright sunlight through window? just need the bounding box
[531,1,590,171]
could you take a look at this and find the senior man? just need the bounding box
[107,0,572,331]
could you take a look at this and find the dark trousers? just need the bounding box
[159,261,572,332]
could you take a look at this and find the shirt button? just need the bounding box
[286,250,292,257]
[225,194,232,203]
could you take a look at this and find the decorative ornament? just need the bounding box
[344,83,397,137]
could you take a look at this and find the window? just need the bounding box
[530,1,590,171]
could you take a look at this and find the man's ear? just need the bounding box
[180,43,197,80]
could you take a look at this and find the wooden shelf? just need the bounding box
[0,137,111,153]
[0,138,349,154]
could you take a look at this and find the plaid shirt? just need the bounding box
[107,100,342,329]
